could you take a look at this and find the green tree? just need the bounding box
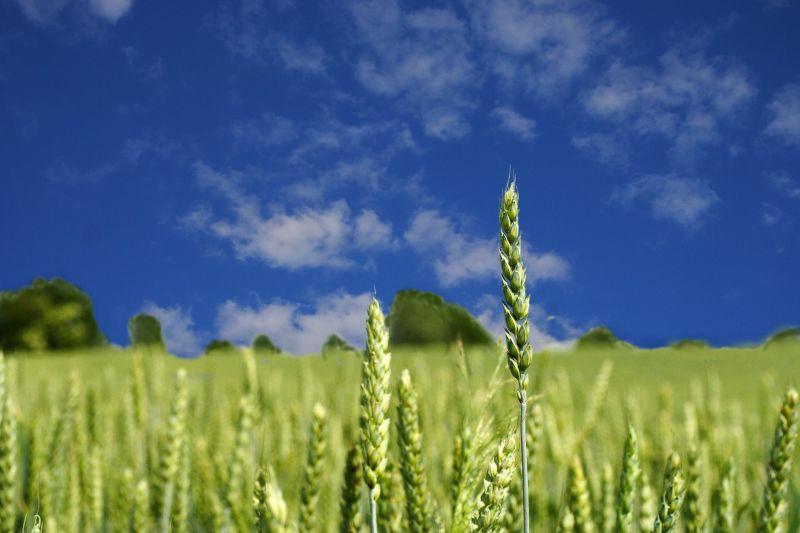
[386,290,493,346]
[0,277,105,352]
[321,334,357,356]
[204,339,237,355]
[252,334,281,355]
[128,313,166,350]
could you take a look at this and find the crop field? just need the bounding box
[0,341,798,532]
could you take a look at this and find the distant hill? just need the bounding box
[387,289,493,346]
[764,327,800,349]
[575,326,634,350]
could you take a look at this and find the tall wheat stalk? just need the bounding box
[0,354,16,533]
[397,369,435,532]
[653,453,686,533]
[359,297,392,533]
[500,178,533,533]
[758,387,799,532]
[299,403,328,531]
[339,443,363,533]
[616,425,639,533]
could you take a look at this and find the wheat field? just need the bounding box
[0,341,796,532]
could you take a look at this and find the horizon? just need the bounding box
[2,0,799,356]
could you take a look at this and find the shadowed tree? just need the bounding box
[128,313,166,351]
[0,277,105,352]
[252,334,281,355]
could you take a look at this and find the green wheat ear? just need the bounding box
[758,387,799,533]
[359,296,392,533]
[653,453,686,533]
[500,179,532,393]
[469,435,517,533]
[338,442,363,533]
[0,354,17,533]
[567,455,594,532]
[397,368,435,532]
[500,176,533,533]
[299,403,328,531]
[616,425,639,533]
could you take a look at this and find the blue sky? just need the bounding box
[2,0,799,355]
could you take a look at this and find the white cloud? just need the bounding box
[468,0,620,97]
[88,0,132,23]
[571,133,629,166]
[14,0,132,24]
[612,175,720,229]
[472,294,580,350]
[186,161,394,269]
[141,302,203,357]
[284,117,416,199]
[14,0,69,24]
[770,172,800,199]
[215,291,373,354]
[274,35,327,73]
[404,209,570,287]
[354,209,394,249]
[583,49,756,160]
[348,1,476,139]
[765,83,800,148]
[230,113,298,148]
[212,2,327,74]
[492,106,537,140]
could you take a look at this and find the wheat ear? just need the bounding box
[616,425,639,533]
[758,387,799,532]
[299,403,328,531]
[469,435,516,532]
[359,297,392,533]
[153,369,188,530]
[397,369,435,532]
[500,177,533,533]
[339,442,363,533]
[567,455,594,533]
[0,354,17,533]
[653,453,686,533]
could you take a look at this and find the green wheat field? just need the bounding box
[0,342,797,532]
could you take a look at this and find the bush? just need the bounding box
[670,339,710,350]
[575,326,633,350]
[0,277,105,352]
[321,334,358,356]
[204,339,238,355]
[764,327,800,349]
[253,334,281,355]
[128,313,166,350]
[386,289,493,346]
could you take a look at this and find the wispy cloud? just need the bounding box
[571,133,629,166]
[765,83,800,148]
[141,302,204,357]
[583,48,756,161]
[348,0,476,139]
[14,0,133,24]
[230,113,298,148]
[404,209,570,287]
[612,175,720,229]
[769,172,800,199]
[215,291,372,354]
[468,0,620,97]
[492,106,537,140]
[212,1,327,74]
[184,161,395,269]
